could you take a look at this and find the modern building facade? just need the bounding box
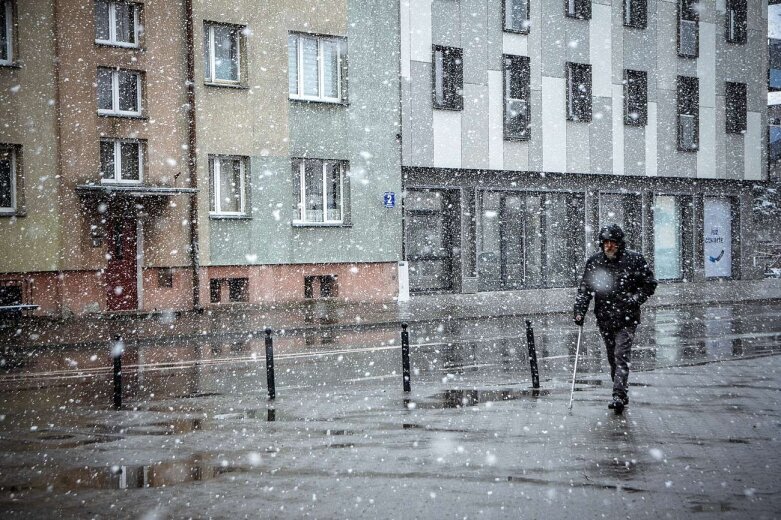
[400,0,768,294]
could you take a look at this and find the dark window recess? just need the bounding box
[0,284,22,306]
[623,0,647,29]
[503,55,531,140]
[210,278,249,303]
[304,275,339,299]
[158,268,173,288]
[623,70,647,126]
[726,0,747,44]
[566,62,592,122]
[503,0,530,34]
[725,82,747,134]
[770,40,781,92]
[677,75,699,151]
[565,0,591,20]
[678,0,699,58]
[432,45,463,110]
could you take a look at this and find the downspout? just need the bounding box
[185,0,201,309]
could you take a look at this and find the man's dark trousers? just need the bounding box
[598,324,637,402]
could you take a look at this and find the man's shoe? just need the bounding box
[608,397,629,408]
[609,397,625,414]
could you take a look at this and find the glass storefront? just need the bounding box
[405,190,459,292]
[653,195,683,280]
[703,197,733,278]
[478,191,584,291]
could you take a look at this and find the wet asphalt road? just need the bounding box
[0,301,780,518]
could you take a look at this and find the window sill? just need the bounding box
[289,97,348,107]
[204,81,248,90]
[502,28,530,35]
[210,213,251,220]
[624,120,647,127]
[101,180,143,185]
[433,105,463,112]
[95,41,142,50]
[623,24,647,30]
[0,62,21,69]
[676,147,699,153]
[504,134,531,142]
[98,113,147,120]
[292,221,352,228]
[0,210,21,217]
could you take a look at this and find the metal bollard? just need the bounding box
[401,323,411,392]
[525,320,540,389]
[265,328,276,400]
[111,334,124,409]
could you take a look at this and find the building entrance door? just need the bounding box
[405,189,459,292]
[105,217,138,311]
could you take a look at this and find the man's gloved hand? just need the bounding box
[574,314,584,327]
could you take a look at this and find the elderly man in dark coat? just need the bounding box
[573,224,657,414]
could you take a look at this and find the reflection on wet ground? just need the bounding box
[1,302,780,410]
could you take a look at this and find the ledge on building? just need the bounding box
[75,184,198,200]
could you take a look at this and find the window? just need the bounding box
[209,156,247,216]
[0,0,14,65]
[726,0,747,44]
[654,195,684,280]
[599,192,642,251]
[565,0,591,20]
[432,46,463,110]
[770,40,781,92]
[725,82,746,134]
[503,0,530,34]
[677,76,699,151]
[100,139,143,183]
[304,275,339,299]
[566,62,591,122]
[97,68,142,116]
[678,0,698,58]
[623,0,646,29]
[503,55,530,140]
[292,158,348,224]
[210,278,249,303]
[0,145,17,213]
[95,0,140,47]
[204,23,242,85]
[288,33,346,103]
[624,70,647,126]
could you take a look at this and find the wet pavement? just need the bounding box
[0,301,780,518]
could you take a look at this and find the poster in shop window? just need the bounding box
[704,198,732,278]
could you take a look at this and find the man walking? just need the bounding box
[573,224,657,414]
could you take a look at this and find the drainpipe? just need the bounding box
[185,0,201,309]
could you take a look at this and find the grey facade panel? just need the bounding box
[486,0,503,72]
[462,83,490,169]
[540,0,566,78]
[624,125,646,177]
[504,141,531,172]
[566,121,591,174]
[655,0,677,92]
[405,61,435,166]
[528,89,544,171]
[432,0,462,47]
[462,0,489,85]
[724,135,745,181]
[589,96,612,175]
[289,104,350,159]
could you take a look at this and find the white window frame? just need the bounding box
[289,33,344,103]
[95,0,140,48]
[0,0,13,66]
[100,139,143,184]
[204,23,242,85]
[0,146,16,214]
[97,68,142,117]
[295,159,345,225]
[210,156,247,216]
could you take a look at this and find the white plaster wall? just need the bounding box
[433,110,462,169]
[542,76,566,173]
[590,3,612,99]
[409,0,432,63]
[488,70,504,170]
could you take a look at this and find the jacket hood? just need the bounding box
[598,224,626,254]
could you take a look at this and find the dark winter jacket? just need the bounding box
[573,226,657,329]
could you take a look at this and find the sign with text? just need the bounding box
[383,192,396,208]
[703,198,732,278]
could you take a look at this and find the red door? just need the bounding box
[106,217,138,311]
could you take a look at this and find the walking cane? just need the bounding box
[568,325,583,409]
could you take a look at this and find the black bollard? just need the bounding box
[401,323,411,392]
[265,328,276,400]
[112,334,123,409]
[525,320,540,389]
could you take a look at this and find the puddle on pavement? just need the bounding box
[409,388,552,409]
[84,419,203,436]
[688,501,735,513]
[18,457,256,491]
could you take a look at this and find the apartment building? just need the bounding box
[0,0,403,315]
[400,0,767,294]
[0,0,195,316]
[191,0,402,306]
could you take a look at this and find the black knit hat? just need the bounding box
[598,224,625,245]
